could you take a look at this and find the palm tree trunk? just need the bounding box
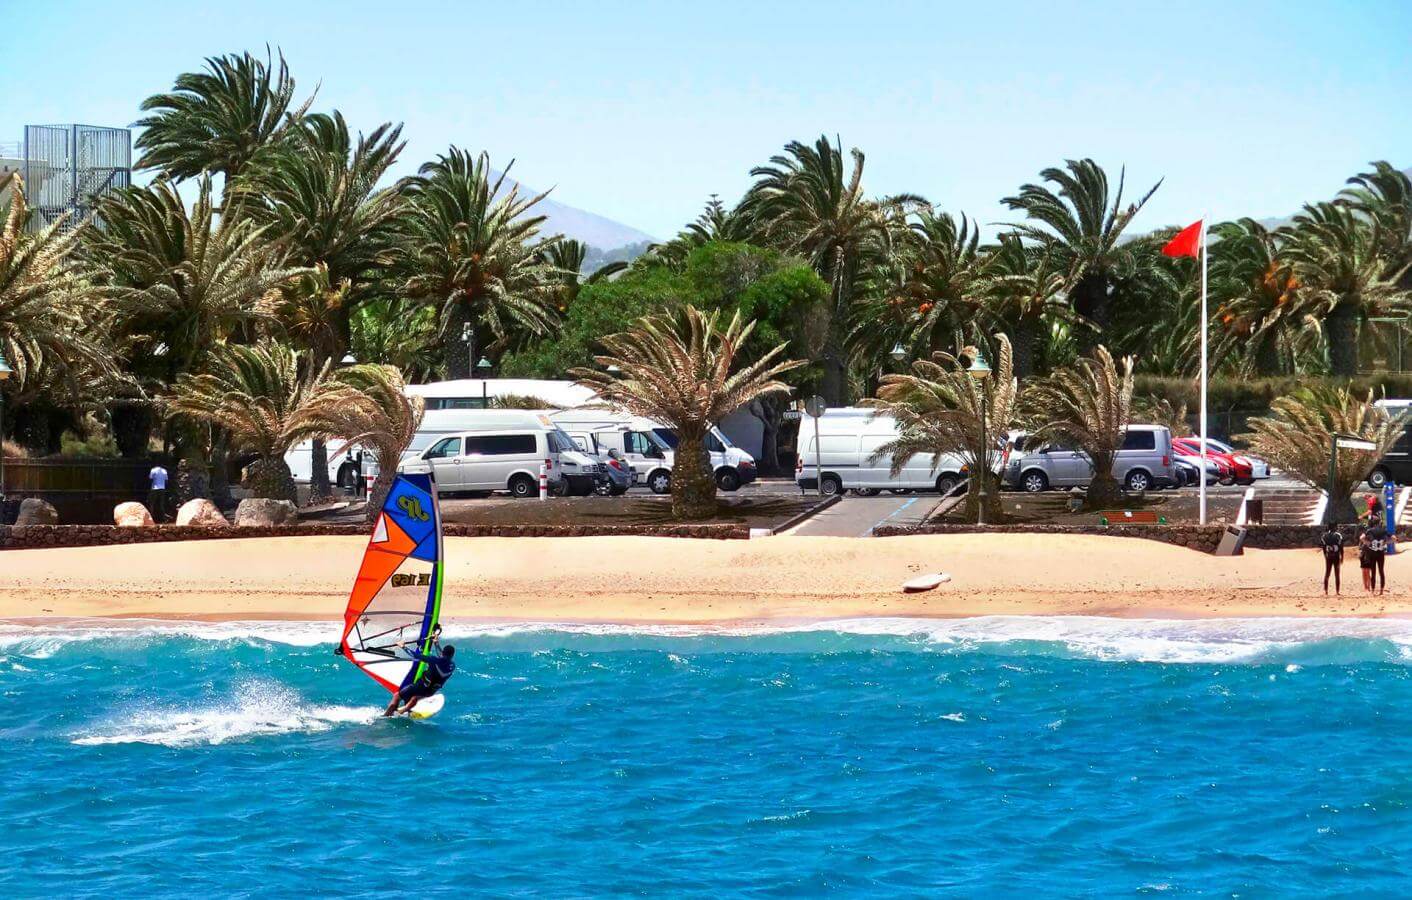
[1013,315,1043,377]
[1073,273,1108,353]
[672,426,717,520]
[210,430,231,508]
[820,346,847,406]
[247,456,298,502]
[309,437,333,504]
[367,464,398,524]
[111,405,154,458]
[1326,303,1360,376]
[1253,337,1283,377]
[442,303,472,380]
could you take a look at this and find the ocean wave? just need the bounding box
[70,681,378,747]
[7,615,1412,666]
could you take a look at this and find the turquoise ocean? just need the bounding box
[4,616,1412,895]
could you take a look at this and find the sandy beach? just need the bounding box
[1,533,1406,622]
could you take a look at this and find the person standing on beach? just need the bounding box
[1320,525,1344,595]
[1369,525,1389,595]
[147,464,169,522]
[1358,529,1374,592]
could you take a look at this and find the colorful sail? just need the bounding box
[339,472,444,694]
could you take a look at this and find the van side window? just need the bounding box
[481,434,539,455]
[425,437,461,459]
[1121,430,1157,451]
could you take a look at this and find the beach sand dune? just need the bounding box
[2,533,1405,623]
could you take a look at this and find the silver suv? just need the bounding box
[1003,425,1178,493]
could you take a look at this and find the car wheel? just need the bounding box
[1369,467,1390,490]
[889,489,915,495]
[853,487,880,497]
[820,474,843,496]
[649,470,671,494]
[509,475,537,499]
[716,469,742,492]
[1125,470,1152,492]
[1021,471,1049,493]
[936,475,959,495]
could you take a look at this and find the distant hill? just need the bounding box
[494,170,655,259]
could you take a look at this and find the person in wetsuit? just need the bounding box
[1320,525,1344,595]
[1368,525,1390,595]
[383,639,456,716]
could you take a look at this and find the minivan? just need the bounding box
[398,410,602,497]
[794,408,967,496]
[550,408,755,493]
[1003,425,1178,493]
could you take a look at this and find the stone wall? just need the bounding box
[0,522,750,550]
[873,522,1406,552]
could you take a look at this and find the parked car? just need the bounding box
[398,410,601,497]
[1002,425,1178,492]
[795,408,966,496]
[1172,437,1259,485]
[560,430,635,496]
[1171,448,1224,486]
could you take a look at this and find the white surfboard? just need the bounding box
[902,572,951,593]
[407,693,445,719]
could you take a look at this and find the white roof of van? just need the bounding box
[406,379,596,407]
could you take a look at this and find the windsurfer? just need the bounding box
[383,640,457,716]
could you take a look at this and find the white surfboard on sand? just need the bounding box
[902,573,951,593]
[407,694,445,719]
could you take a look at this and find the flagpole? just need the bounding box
[1199,216,1209,526]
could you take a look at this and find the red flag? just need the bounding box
[1162,220,1203,258]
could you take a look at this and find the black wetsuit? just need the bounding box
[398,646,455,702]
[1369,528,1389,592]
[1321,529,1344,592]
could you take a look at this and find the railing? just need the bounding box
[1,457,168,524]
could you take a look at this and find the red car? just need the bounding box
[1172,438,1252,485]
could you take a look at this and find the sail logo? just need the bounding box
[398,494,430,522]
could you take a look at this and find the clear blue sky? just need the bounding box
[4,0,1409,240]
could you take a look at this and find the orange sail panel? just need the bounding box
[339,472,445,693]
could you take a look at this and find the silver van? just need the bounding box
[1003,425,1177,493]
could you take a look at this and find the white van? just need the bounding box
[794,408,966,496]
[550,408,756,493]
[398,409,602,497]
[285,439,369,489]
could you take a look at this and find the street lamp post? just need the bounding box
[476,356,493,407]
[967,350,992,526]
[0,349,11,524]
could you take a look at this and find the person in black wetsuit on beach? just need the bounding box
[1368,525,1389,595]
[383,639,456,716]
[1320,525,1344,595]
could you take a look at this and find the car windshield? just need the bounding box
[652,428,679,449]
[406,432,445,453]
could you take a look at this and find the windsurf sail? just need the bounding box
[339,472,444,694]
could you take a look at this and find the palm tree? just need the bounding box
[0,175,115,450]
[1284,201,1412,376]
[572,305,802,519]
[133,48,314,182]
[235,111,406,500]
[746,135,904,403]
[984,234,1071,377]
[1025,344,1134,508]
[396,149,558,378]
[85,176,305,490]
[349,295,443,383]
[869,334,1019,520]
[646,195,754,270]
[1208,218,1304,376]
[540,238,627,313]
[886,211,994,356]
[1240,386,1402,523]
[1002,159,1161,350]
[167,340,322,502]
[1341,161,1412,286]
[293,363,424,520]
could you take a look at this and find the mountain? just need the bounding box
[495,169,656,254]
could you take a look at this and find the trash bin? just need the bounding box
[1215,525,1248,556]
[1246,498,1263,525]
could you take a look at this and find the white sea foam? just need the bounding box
[8,614,1412,665]
[71,681,378,747]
